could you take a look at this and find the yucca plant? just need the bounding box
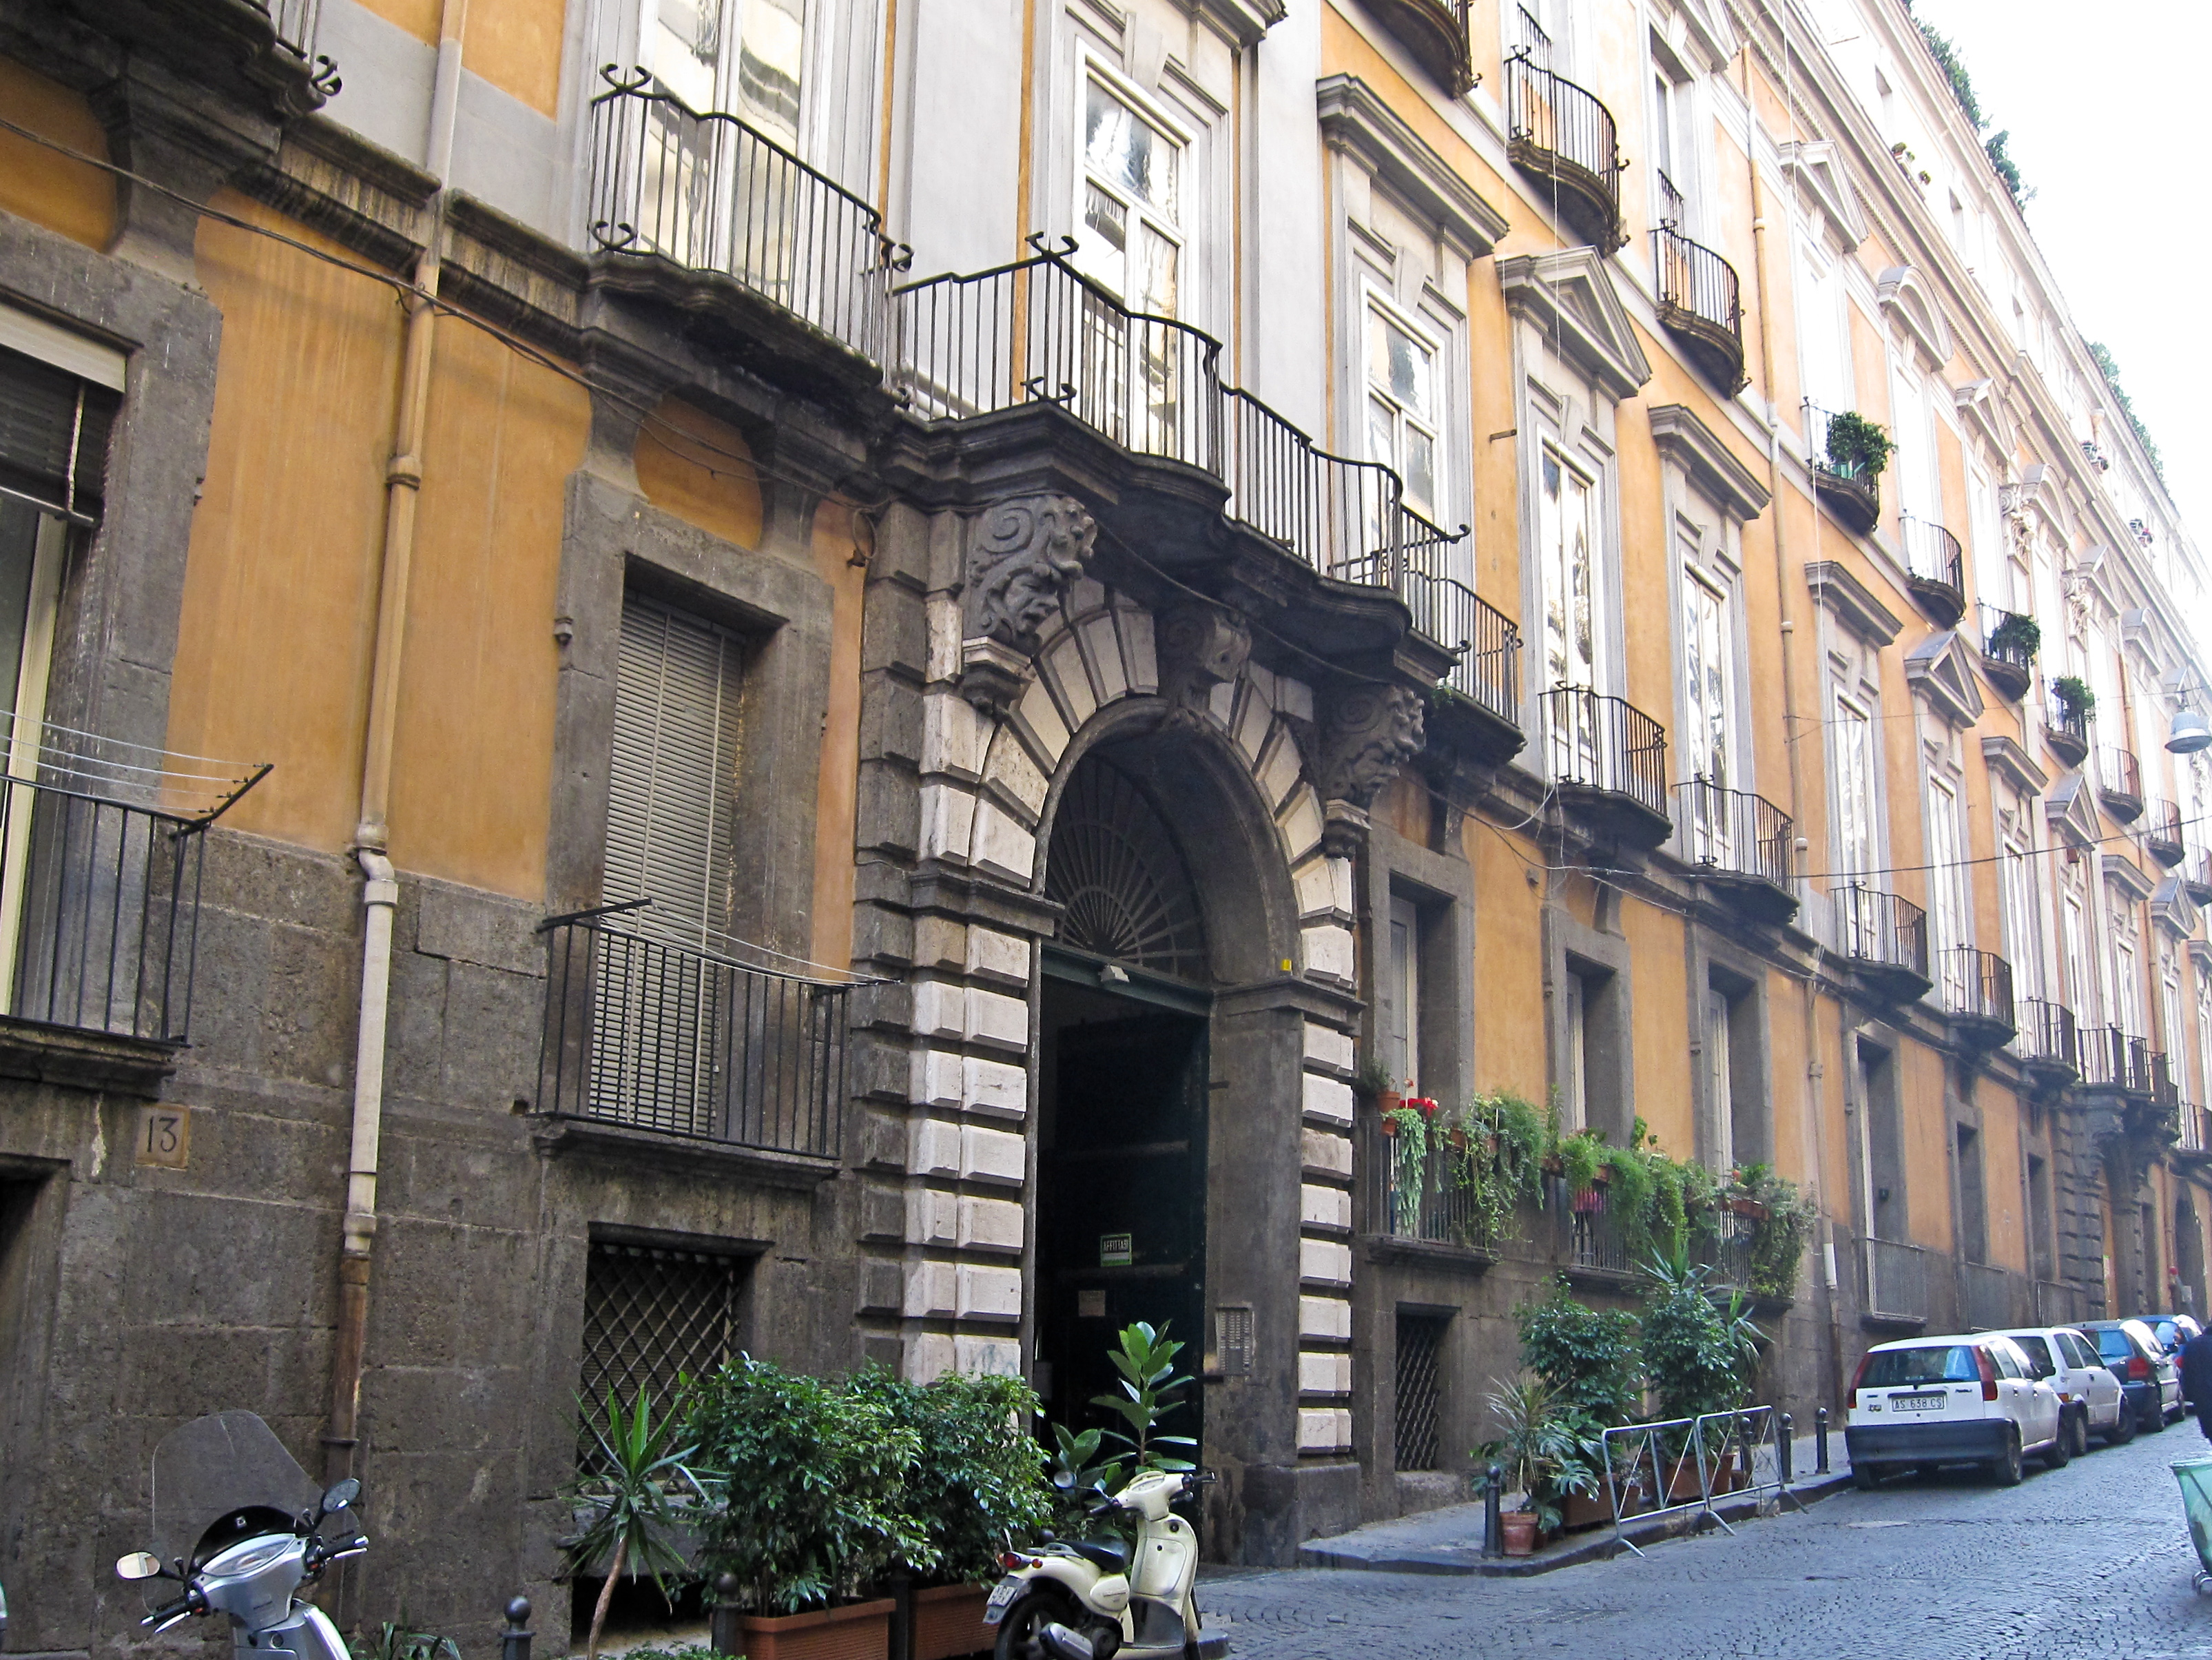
[563,1389,713,1660]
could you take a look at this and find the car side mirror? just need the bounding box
[115,1553,165,1582]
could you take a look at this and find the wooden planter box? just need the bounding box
[734,1598,896,1660]
[911,1584,995,1660]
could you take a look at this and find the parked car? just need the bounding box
[2078,1318,2183,1430]
[1987,1326,2129,1453]
[1846,1333,2066,1488]
[2142,1312,2204,1358]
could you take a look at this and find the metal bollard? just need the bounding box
[1779,1412,1794,1486]
[1815,1406,1830,1474]
[711,1572,745,1656]
[1482,1461,1505,1558]
[500,1598,532,1660]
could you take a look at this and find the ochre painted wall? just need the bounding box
[0,61,114,249]
[1469,820,1547,1105]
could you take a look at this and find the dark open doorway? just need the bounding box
[1035,949,1208,1457]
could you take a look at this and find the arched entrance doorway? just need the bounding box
[1035,750,1212,1446]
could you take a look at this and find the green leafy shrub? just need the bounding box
[1986,612,2040,661]
[1823,411,1894,480]
[2051,675,2096,721]
[1639,1251,1762,1423]
[1434,1091,1548,1245]
[1736,1165,1815,1300]
[848,1369,1051,1586]
[1475,1377,1600,1533]
[1517,1276,1643,1426]
[561,1389,713,1660]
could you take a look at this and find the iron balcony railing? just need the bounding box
[1505,12,1625,245]
[2095,746,2144,818]
[2078,1025,2152,1096]
[1900,515,1965,624]
[2182,1101,2209,1154]
[1692,1209,1758,1291]
[1943,946,2015,1035]
[1976,604,2036,684]
[0,775,209,1045]
[537,912,849,1157]
[1547,1172,1632,1275]
[1832,885,1929,982]
[259,0,322,60]
[2144,798,2186,863]
[586,70,903,362]
[2045,693,2090,763]
[1863,1236,1932,1324]
[1371,1122,1501,1251]
[1803,404,1881,532]
[1961,1261,2014,1332]
[2189,846,2212,905]
[2034,1279,2088,1326]
[1651,222,1746,385]
[1364,0,1477,96]
[1542,688,1668,820]
[1405,567,1521,725]
[1675,777,1791,889]
[2152,1050,2180,1107]
[2014,998,2079,1076]
[892,243,1460,602]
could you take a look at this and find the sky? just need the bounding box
[1904,1,2212,582]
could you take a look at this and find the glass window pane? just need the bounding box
[1405,429,1435,515]
[1387,325,1429,417]
[736,0,805,143]
[1367,398,1395,474]
[1137,224,1177,316]
[1085,82,1174,214]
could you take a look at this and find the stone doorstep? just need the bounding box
[1291,1440,1858,1579]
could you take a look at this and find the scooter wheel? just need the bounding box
[995,1590,1083,1660]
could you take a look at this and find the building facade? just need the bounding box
[2,0,2210,1647]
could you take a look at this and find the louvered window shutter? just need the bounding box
[604,595,746,947]
[0,344,118,524]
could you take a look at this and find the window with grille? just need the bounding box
[1393,1312,1447,1471]
[577,1238,747,1464]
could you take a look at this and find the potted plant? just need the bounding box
[846,1369,1051,1660]
[1354,1055,1396,1112]
[561,1389,714,1660]
[1639,1249,1765,1498]
[1823,410,1894,480]
[1383,1095,1436,1228]
[2051,674,2096,722]
[1986,612,2040,662]
[688,1356,927,1660]
[1476,1377,1598,1553]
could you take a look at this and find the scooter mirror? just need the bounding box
[114,1553,165,1582]
[318,1479,360,1518]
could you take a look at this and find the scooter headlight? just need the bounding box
[205,1536,295,1577]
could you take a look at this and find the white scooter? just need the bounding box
[114,1410,365,1660]
[984,1468,1227,1660]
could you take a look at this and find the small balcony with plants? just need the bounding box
[2013,997,2079,1087]
[1506,8,1627,252]
[1974,604,2039,701]
[1365,0,1476,96]
[1939,945,2015,1050]
[2045,679,2094,769]
[2094,744,2144,823]
[1540,686,1673,851]
[1675,776,1797,923]
[1652,174,1746,395]
[2144,799,2187,867]
[1899,515,1966,628]
[1805,407,1889,535]
[1830,883,1931,1002]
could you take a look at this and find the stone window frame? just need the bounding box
[1361,820,1474,1121]
[1547,893,1633,1145]
[548,469,836,962]
[1807,563,1898,906]
[1688,930,1772,1174]
[1982,739,2050,1002]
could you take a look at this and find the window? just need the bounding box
[1365,303,1440,522]
[1560,959,1626,1142]
[2000,828,2043,1000]
[1682,567,1731,787]
[1538,447,1599,693]
[650,0,805,141]
[2062,877,2093,1020]
[1704,984,1734,1171]
[1393,1311,1447,1471]
[1890,367,1939,528]
[1797,248,1852,424]
[1927,776,1969,1003]
[1383,894,1422,1094]
[1956,1123,1987,1264]
[1561,967,1589,1132]
[2114,923,2143,1038]
[2027,1155,2056,1281]
[2197,972,2212,1107]
[1649,57,1694,227]
[1075,76,1181,318]
[1831,693,1874,881]
[579,1237,747,1465]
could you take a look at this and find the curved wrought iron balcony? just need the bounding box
[2044,693,2090,769]
[1506,39,1626,252]
[2187,846,2212,907]
[1974,604,2036,701]
[2095,746,2144,822]
[1941,946,2015,1047]
[1405,572,1524,766]
[2078,1025,2153,1098]
[1675,777,1795,922]
[1653,224,1746,394]
[1900,517,1965,628]
[1804,406,1881,535]
[1541,688,1671,848]
[2144,798,2186,867]
[1831,885,1930,1001]
[2014,997,2079,1085]
[1365,0,1477,96]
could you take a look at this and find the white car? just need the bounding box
[1986,1326,2129,1454]
[1846,1333,2067,1488]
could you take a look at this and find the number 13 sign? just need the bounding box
[135,1105,190,1169]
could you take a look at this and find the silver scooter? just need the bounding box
[115,1410,365,1660]
[984,1468,1226,1660]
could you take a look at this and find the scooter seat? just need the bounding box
[1068,1538,1128,1572]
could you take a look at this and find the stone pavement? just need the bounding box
[1199,1425,2212,1659]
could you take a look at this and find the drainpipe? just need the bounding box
[322,0,467,1488]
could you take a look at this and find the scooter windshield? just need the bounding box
[149,1411,320,1570]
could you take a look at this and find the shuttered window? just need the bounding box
[0,344,118,524]
[603,593,747,944]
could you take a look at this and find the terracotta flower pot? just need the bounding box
[734,1597,896,1660]
[1378,1089,1403,1117]
[911,1583,995,1660]
[1500,1510,1538,1556]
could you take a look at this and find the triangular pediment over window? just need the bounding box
[2153,876,2199,938]
[1904,631,1984,728]
[1499,249,1653,402]
[2045,775,2101,848]
[1780,141,1866,253]
[1666,0,1740,70]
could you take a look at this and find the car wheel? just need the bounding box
[2144,1398,2169,1433]
[1852,1464,1877,1491]
[1987,1427,2024,1487]
[2107,1403,2138,1445]
[2043,1420,2071,1469]
[2070,1409,2091,1459]
[994,1591,1080,1660]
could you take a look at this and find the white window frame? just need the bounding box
[1361,286,1446,530]
[1071,63,1190,318]
[1926,772,1970,1006]
[1831,690,1876,883]
[1385,894,1421,1095]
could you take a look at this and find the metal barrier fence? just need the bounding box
[1599,1405,1792,1553]
[1961,1260,2015,1331]
[587,70,902,361]
[537,910,849,1157]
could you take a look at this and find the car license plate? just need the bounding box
[983,1578,1022,1625]
[1892,1391,1946,1411]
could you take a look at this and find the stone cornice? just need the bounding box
[1316,74,1511,258]
[1980,735,2048,798]
[1804,560,1901,648]
[1648,404,1769,522]
[2105,852,2158,905]
[1497,249,1652,402]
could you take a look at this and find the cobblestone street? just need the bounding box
[1202,1430,2212,1659]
